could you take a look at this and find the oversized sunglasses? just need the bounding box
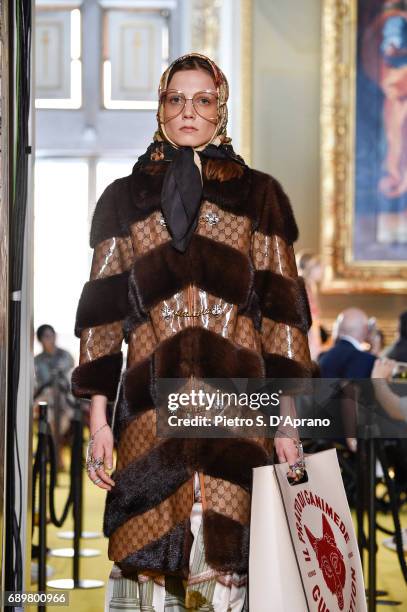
[159,89,219,123]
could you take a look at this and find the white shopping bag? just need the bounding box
[250,448,366,612]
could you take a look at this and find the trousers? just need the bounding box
[105,472,248,611]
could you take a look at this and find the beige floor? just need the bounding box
[28,449,407,611]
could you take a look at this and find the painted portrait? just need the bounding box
[355,0,407,260]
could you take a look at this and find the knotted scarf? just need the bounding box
[134,140,246,253]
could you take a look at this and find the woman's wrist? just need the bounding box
[90,394,108,427]
[90,423,109,438]
[275,425,300,441]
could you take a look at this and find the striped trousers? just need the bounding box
[105,473,248,612]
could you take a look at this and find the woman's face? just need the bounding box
[162,69,218,147]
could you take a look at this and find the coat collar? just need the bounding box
[129,156,253,222]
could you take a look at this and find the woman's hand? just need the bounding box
[87,395,115,491]
[275,395,305,480]
[274,434,304,481]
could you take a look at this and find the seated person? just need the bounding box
[371,357,407,422]
[385,310,407,363]
[319,308,376,378]
[34,324,75,470]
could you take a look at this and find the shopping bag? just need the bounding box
[249,448,366,612]
[249,459,307,610]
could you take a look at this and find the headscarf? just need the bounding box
[155,51,230,148]
[134,52,246,252]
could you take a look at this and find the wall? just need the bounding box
[252,0,405,340]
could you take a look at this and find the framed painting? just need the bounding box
[320,0,407,293]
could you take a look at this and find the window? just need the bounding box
[34,159,88,356]
[35,7,82,109]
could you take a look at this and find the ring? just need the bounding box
[85,455,104,472]
[94,478,102,485]
[93,457,104,470]
[288,460,306,478]
[289,441,306,476]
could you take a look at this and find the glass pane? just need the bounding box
[96,159,134,200]
[102,9,168,109]
[34,159,89,362]
[35,9,82,109]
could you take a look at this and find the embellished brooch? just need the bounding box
[203,212,220,225]
[158,211,219,228]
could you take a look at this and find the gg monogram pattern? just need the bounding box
[90,237,133,280]
[127,322,157,365]
[130,211,169,257]
[251,232,298,277]
[202,475,250,525]
[108,479,193,561]
[80,322,123,362]
[129,202,252,257]
[80,237,132,366]
[197,201,252,254]
[233,315,261,352]
[261,317,311,363]
[116,409,157,471]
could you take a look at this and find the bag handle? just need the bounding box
[272,441,311,611]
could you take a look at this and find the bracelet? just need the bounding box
[289,440,306,477]
[85,423,109,474]
[275,428,300,442]
[90,422,108,440]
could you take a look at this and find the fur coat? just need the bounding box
[71,152,313,579]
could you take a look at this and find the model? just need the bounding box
[71,52,313,611]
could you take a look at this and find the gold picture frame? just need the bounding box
[320,0,407,294]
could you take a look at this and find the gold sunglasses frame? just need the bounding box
[159,88,221,124]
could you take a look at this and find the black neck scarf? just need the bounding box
[134,141,247,253]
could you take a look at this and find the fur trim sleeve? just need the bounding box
[71,352,123,401]
[72,182,133,399]
[74,272,130,337]
[251,171,299,244]
[254,272,312,334]
[249,173,313,377]
[90,180,129,248]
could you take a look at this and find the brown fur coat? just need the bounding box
[71,153,313,578]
